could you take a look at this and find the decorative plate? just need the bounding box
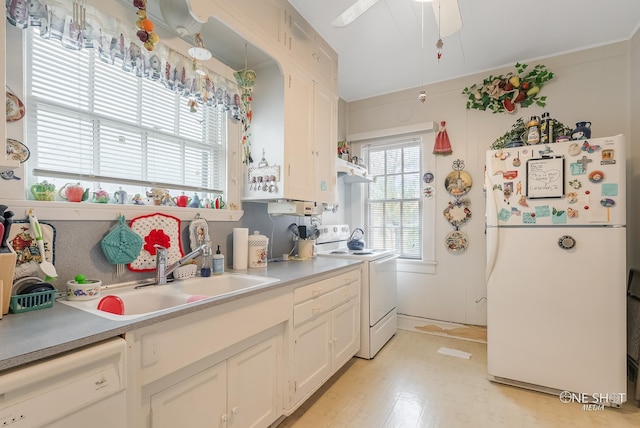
[445,231,468,254]
[443,199,471,229]
[444,170,472,197]
[6,91,25,122]
[6,139,30,163]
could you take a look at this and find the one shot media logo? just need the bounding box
[559,391,626,410]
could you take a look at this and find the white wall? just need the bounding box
[346,42,633,326]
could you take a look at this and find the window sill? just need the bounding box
[7,201,244,222]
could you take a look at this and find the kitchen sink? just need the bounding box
[59,273,280,320]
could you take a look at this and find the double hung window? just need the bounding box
[363,139,422,259]
[25,29,226,200]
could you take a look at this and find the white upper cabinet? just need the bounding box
[187,0,338,204]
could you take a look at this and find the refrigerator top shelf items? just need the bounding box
[336,158,373,184]
[485,135,626,227]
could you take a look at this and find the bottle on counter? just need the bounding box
[200,238,212,277]
[213,245,225,274]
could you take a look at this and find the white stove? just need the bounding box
[315,225,396,261]
[316,225,398,359]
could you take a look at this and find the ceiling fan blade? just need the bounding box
[432,0,462,37]
[331,0,381,28]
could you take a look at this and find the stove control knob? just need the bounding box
[558,235,576,250]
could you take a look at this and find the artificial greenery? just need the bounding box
[490,117,573,150]
[462,63,554,114]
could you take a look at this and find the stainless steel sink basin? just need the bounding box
[59,273,280,320]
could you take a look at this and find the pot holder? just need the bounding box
[101,215,143,276]
[188,215,209,251]
[8,219,56,280]
[128,213,184,272]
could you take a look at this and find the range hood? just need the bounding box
[336,158,373,184]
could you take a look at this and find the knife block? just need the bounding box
[0,253,17,315]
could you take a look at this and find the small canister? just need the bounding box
[248,231,268,268]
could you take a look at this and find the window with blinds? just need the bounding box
[25,29,226,201]
[364,140,422,259]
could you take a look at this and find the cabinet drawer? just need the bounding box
[293,293,332,326]
[293,270,360,304]
[332,281,359,307]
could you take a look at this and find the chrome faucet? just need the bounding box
[154,243,210,285]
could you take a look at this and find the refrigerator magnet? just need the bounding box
[601,149,616,165]
[600,198,616,208]
[568,143,581,156]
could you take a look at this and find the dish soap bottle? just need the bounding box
[200,238,212,277]
[213,245,225,274]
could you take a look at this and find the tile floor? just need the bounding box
[278,330,640,427]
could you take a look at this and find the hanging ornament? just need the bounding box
[433,121,453,155]
[417,1,427,104]
[133,0,159,51]
[435,0,443,62]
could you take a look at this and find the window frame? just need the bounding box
[2,25,243,222]
[363,138,423,259]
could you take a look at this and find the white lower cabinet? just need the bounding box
[150,360,227,427]
[288,270,361,410]
[150,336,278,428]
[126,287,290,427]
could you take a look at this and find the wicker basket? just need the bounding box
[174,264,197,280]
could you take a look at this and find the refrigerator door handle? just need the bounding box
[486,226,499,283]
[484,169,499,283]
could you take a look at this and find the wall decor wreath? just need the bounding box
[462,63,554,114]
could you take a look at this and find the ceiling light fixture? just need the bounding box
[331,0,380,28]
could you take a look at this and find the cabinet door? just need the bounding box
[227,336,279,428]
[332,298,360,371]
[283,70,314,201]
[314,82,337,204]
[150,361,227,428]
[291,313,332,405]
[314,35,338,92]
[285,7,316,71]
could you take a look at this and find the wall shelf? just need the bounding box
[336,158,373,184]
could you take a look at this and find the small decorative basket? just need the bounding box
[174,264,197,280]
[10,290,56,313]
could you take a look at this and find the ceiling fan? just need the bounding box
[331,0,462,37]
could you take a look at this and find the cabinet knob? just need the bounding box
[232,406,239,415]
[221,414,229,422]
[312,306,321,315]
[312,288,323,297]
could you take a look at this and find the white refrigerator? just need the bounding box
[485,135,627,406]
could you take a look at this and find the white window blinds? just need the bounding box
[26,29,226,197]
[364,139,422,259]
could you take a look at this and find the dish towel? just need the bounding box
[433,121,453,155]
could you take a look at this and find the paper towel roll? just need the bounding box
[233,228,249,270]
